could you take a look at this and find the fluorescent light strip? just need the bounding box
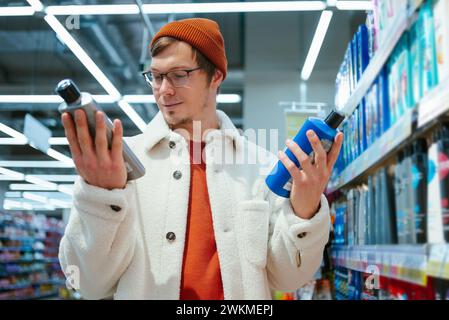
[336,1,373,10]
[46,4,139,15]
[48,137,68,145]
[3,199,56,211]
[9,183,74,191]
[0,161,74,168]
[42,15,121,99]
[117,100,147,132]
[142,1,327,14]
[23,192,48,203]
[0,121,74,165]
[57,185,73,195]
[0,95,62,103]
[3,2,369,19]
[27,1,146,132]
[0,167,25,180]
[0,7,35,16]
[217,94,242,104]
[46,148,74,166]
[45,2,326,16]
[37,2,147,132]
[33,174,78,182]
[22,192,72,209]
[301,10,333,81]
[26,0,44,12]
[48,198,72,208]
[5,192,22,198]
[0,174,23,181]
[10,184,56,191]
[122,95,157,104]
[30,174,77,182]
[0,167,73,196]
[92,95,118,104]
[0,123,27,140]
[25,175,58,190]
[0,138,27,145]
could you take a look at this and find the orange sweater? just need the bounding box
[180,140,224,300]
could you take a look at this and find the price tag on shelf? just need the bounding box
[418,78,449,128]
[442,246,449,280]
[382,251,389,275]
[361,251,368,271]
[427,244,447,278]
[404,254,427,286]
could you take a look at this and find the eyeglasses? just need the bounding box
[142,67,202,89]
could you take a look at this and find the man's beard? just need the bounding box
[167,115,191,129]
[165,98,208,130]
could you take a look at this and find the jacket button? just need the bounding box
[297,232,307,239]
[168,141,176,149]
[110,205,122,212]
[166,232,176,242]
[173,170,182,180]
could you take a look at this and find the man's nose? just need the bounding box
[159,76,175,94]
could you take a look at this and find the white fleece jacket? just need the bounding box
[58,110,331,300]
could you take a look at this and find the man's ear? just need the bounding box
[211,69,223,89]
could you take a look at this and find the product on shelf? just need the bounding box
[432,0,449,82]
[331,166,397,245]
[411,139,429,243]
[420,0,439,95]
[332,266,444,300]
[427,130,445,243]
[372,0,408,49]
[0,211,66,300]
[437,126,449,241]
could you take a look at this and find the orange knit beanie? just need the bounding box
[150,18,227,80]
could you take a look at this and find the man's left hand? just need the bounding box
[277,130,344,220]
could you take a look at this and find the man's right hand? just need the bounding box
[62,109,127,190]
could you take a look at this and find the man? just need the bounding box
[59,18,343,300]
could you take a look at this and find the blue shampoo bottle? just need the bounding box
[266,110,345,198]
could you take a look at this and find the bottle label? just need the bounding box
[125,161,133,173]
[309,139,333,164]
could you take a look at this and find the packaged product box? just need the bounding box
[432,0,449,82]
[420,0,439,94]
[409,19,424,105]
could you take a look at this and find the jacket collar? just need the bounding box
[143,109,241,152]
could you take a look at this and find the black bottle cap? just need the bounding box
[324,110,345,129]
[55,79,81,104]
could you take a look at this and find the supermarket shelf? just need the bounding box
[0,279,66,291]
[11,289,60,300]
[427,244,449,281]
[327,77,449,193]
[0,223,64,235]
[417,77,449,128]
[341,11,408,116]
[0,235,45,242]
[0,267,46,277]
[332,244,428,286]
[327,109,414,193]
[332,244,449,285]
[0,257,59,264]
[0,246,45,252]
